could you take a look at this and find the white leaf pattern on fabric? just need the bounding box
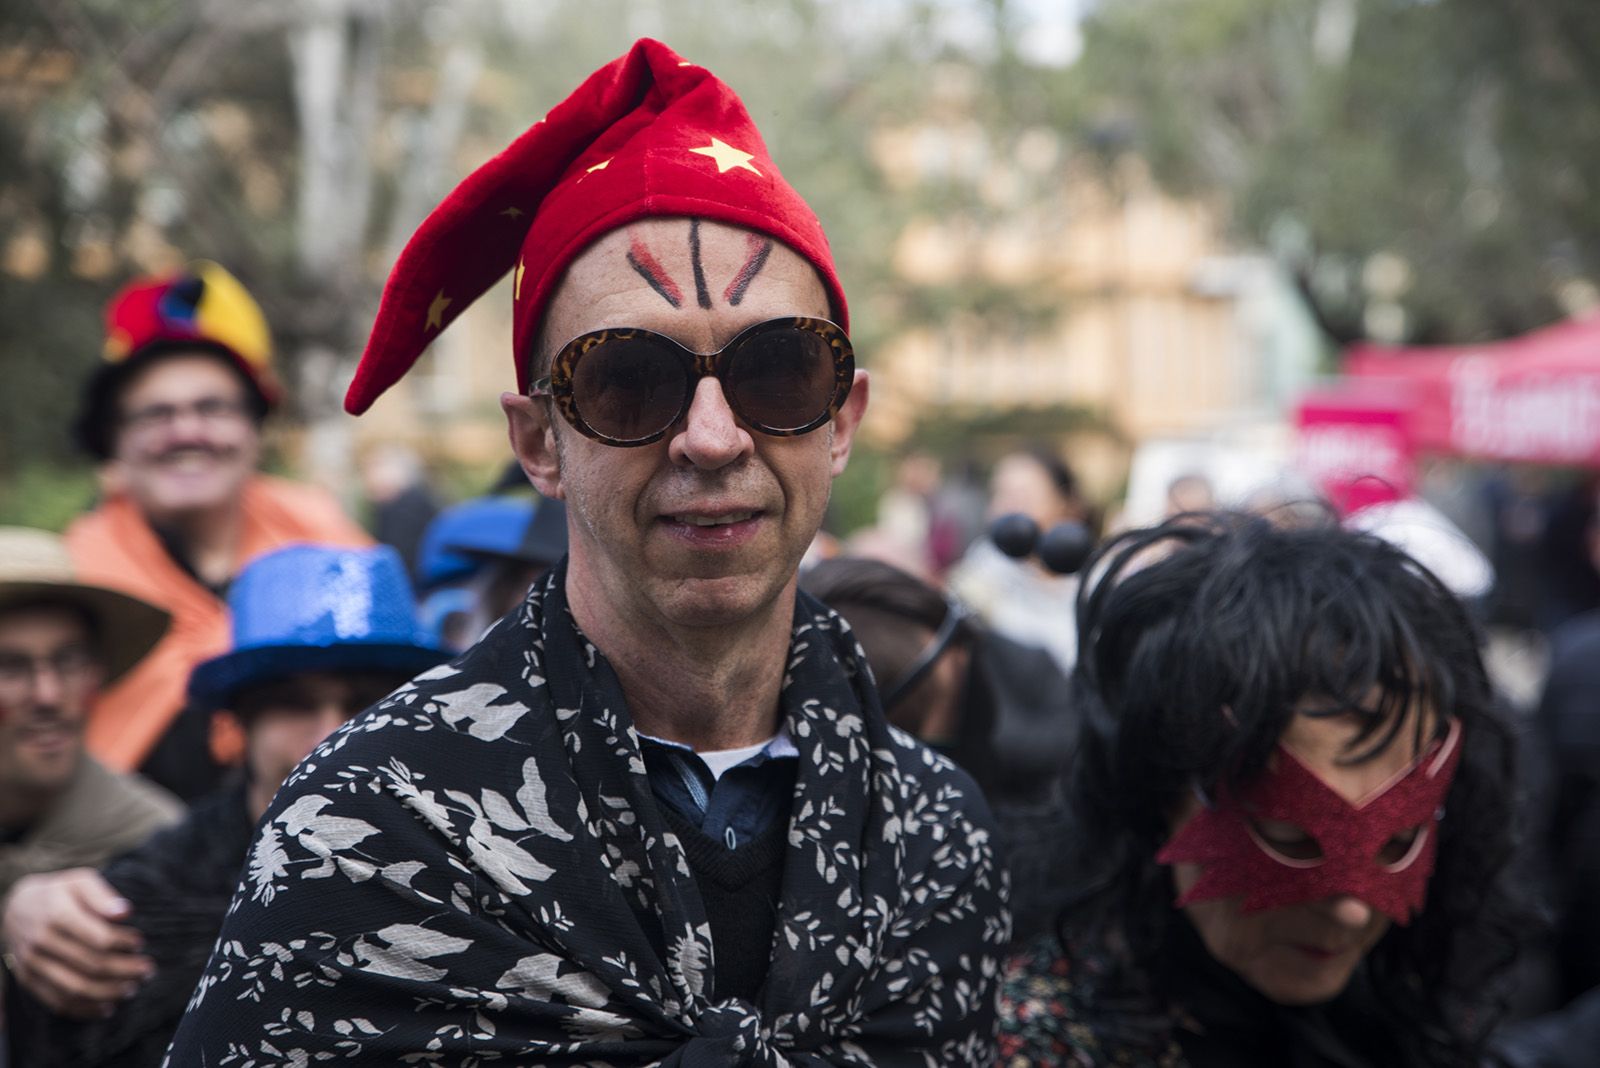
[276,795,380,850]
[348,924,471,983]
[246,823,291,906]
[432,682,529,740]
[163,571,1008,1067]
[495,953,612,1009]
[517,755,574,842]
[463,815,556,895]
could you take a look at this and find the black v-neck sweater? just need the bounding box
[662,805,789,1004]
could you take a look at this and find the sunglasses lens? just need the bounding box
[725,327,838,432]
[571,337,688,442]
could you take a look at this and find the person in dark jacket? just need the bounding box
[802,555,1076,798]
[998,513,1526,1068]
[1,544,448,1067]
[801,555,1078,944]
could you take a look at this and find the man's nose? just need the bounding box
[29,663,66,707]
[668,377,754,470]
[164,405,216,440]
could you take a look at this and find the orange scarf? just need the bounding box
[65,476,371,771]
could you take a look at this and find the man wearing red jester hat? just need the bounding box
[64,262,370,801]
[168,40,1008,1067]
[997,514,1525,1068]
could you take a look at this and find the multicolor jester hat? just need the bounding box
[76,260,280,459]
[344,37,848,415]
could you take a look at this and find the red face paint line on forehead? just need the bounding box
[625,236,684,309]
[723,233,774,306]
[1156,718,1464,925]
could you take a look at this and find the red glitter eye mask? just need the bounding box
[1156,717,1463,924]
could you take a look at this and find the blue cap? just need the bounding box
[188,543,450,711]
[416,497,536,590]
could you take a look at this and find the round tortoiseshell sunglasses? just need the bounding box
[529,316,854,447]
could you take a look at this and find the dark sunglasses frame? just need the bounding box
[529,316,855,447]
[882,600,976,709]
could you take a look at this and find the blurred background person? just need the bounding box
[802,555,1076,943]
[927,458,989,576]
[358,442,439,579]
[0,528,179,899]
[1164,471,1216,517]
[1532,478,1600,636]
[1,543,448,1065]
[414,495,535,651]
[414,493,567,652]
[1527,483,1600,1009]
[999,515,1523,1067]
[450,496,567,639]
[873,450,942,576]
[949,445,1096,674]
[65,264,370,801]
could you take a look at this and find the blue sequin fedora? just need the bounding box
[188,543,450,711]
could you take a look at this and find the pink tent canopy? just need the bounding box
[1343,315,1600,466]
[1294,381,1415,512]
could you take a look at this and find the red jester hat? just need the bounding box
[345,38,848,415]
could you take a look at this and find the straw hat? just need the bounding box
[0,527,171,684]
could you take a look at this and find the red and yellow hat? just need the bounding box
[344,38,848,415]
[76,261,280,458]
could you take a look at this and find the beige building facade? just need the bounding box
[866,137,1307,499]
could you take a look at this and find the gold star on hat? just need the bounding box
[689,137,761,176]
[426,290,452,331]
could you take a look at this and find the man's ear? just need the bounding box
[501,392,565,499]
[828,370,870,478]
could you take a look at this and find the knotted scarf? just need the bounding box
[166,565,1007,1066]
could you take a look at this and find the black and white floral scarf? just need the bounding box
[165,565,1009,1066]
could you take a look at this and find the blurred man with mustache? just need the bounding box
[2,543,450,1066]
[0,528,180,901]
[65,263,369,800]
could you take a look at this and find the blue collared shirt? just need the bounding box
[639,729,799,851]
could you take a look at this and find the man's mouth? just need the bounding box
[658,508,766,548]
[669,510,758,527]
[17,720,73,747]
[157,448,224,468]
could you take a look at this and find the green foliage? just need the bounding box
[827,441,891,538]
[906,403,1114,458]
[1071,0,1600,343]
[0,461,98,532]
[13,0,1585,510]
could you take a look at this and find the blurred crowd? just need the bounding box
[2,256,1598,1066]
[6,39,1600,1068]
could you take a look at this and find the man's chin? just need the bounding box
[651,572,793,630]
[139,477,245,516]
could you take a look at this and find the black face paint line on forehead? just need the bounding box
[689,218,712,310]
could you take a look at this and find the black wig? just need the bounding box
[1062,512,1523,1066]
